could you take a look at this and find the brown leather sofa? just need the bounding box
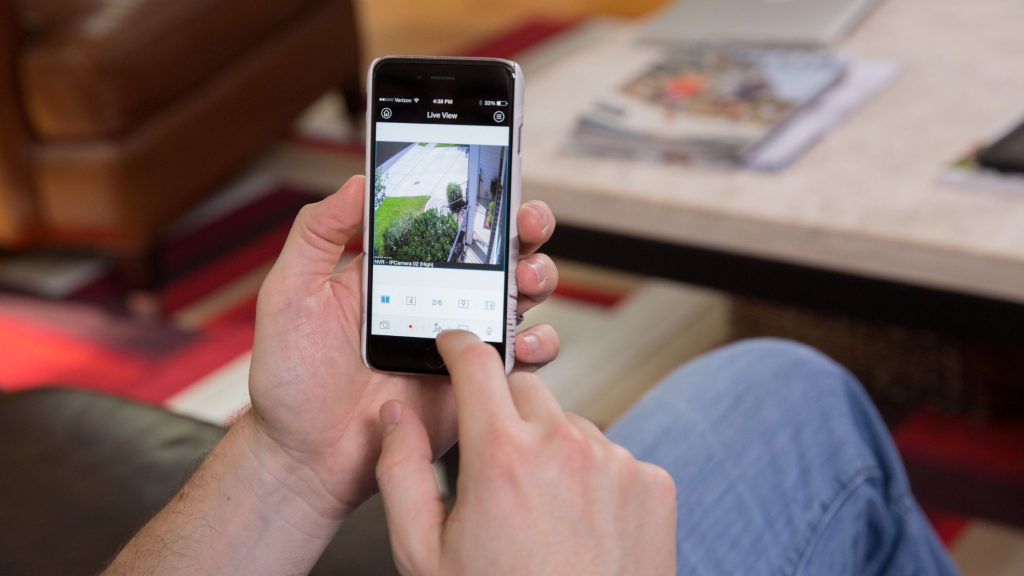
[0,388,401,574]
[0,0,361,268]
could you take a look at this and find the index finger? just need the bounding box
[436,330,519,445]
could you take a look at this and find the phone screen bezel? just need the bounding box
[365,57,517,374]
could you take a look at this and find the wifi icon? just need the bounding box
[413,98,420,103]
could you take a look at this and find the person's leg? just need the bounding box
[607,338,958,576]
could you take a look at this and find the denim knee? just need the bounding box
[610,344,953,575]
[659,337,861,414]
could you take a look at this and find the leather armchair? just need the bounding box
[0,0,361,265]
[0,388,400,574]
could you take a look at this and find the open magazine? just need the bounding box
[570,46,847,166]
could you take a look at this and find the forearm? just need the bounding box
[103,412,345,575]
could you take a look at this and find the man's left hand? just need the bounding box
[247,175,561,520]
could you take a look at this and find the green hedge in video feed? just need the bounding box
[374,195,429,255]
[382,208,458,262]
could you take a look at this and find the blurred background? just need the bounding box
[1,0,1023,574]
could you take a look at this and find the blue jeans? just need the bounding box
[607,339,959,576]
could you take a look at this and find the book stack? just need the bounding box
[566,0,895,170]
[571,46,848,167]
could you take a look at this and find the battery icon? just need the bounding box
[496,100,508,106]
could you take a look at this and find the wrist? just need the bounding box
[105,411,347,575]
[235,411,352,527]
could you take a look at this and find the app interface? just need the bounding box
[370,92,512,344]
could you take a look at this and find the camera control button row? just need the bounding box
[374,314,500,342]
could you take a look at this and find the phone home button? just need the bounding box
[423,345,445,370]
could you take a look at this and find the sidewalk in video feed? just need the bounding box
[373,142,509,270]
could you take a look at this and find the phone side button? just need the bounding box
[518,124,523,155]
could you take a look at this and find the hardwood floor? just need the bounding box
[355,0,667,64]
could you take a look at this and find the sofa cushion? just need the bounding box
[0,388,399,575]
[18,0,320,140]
[13,0,101,36]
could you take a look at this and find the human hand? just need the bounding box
[246,175,561,520]
[376,331,677,576]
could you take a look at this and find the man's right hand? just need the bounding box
[375,330,677,575]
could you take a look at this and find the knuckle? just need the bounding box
[606,441,635,464]
[375,452,412,486]
[295,202,342,248]
[483,420,526,463]
[554,420,587,447]
[295,203,317,230]
[643,463,677,501]
[551,423,595,470]
[509,371,543,393]
[565,412,600,436]
[294,206,318,238]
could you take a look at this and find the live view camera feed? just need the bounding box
[373,142,510,270]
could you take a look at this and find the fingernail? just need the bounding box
[525,259,546,286]
[527,204,550,235]
[381,402,401,432]
[521,333,539,358]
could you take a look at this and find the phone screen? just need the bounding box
[365,58,518,372]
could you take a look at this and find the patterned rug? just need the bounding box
[0,19,1021,573]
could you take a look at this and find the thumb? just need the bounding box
[376,401,444,575]
[276,174,365,278]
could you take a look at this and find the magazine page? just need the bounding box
[574,46,847,163]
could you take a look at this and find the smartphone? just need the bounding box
[361,56,523,375]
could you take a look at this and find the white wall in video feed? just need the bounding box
[371,123,511,342]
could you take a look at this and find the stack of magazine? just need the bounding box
[570,45,848,167]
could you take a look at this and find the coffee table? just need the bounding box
[520,1,1024,343]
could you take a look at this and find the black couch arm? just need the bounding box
[0,388,398,575]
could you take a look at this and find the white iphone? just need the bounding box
[361,56,524,375]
